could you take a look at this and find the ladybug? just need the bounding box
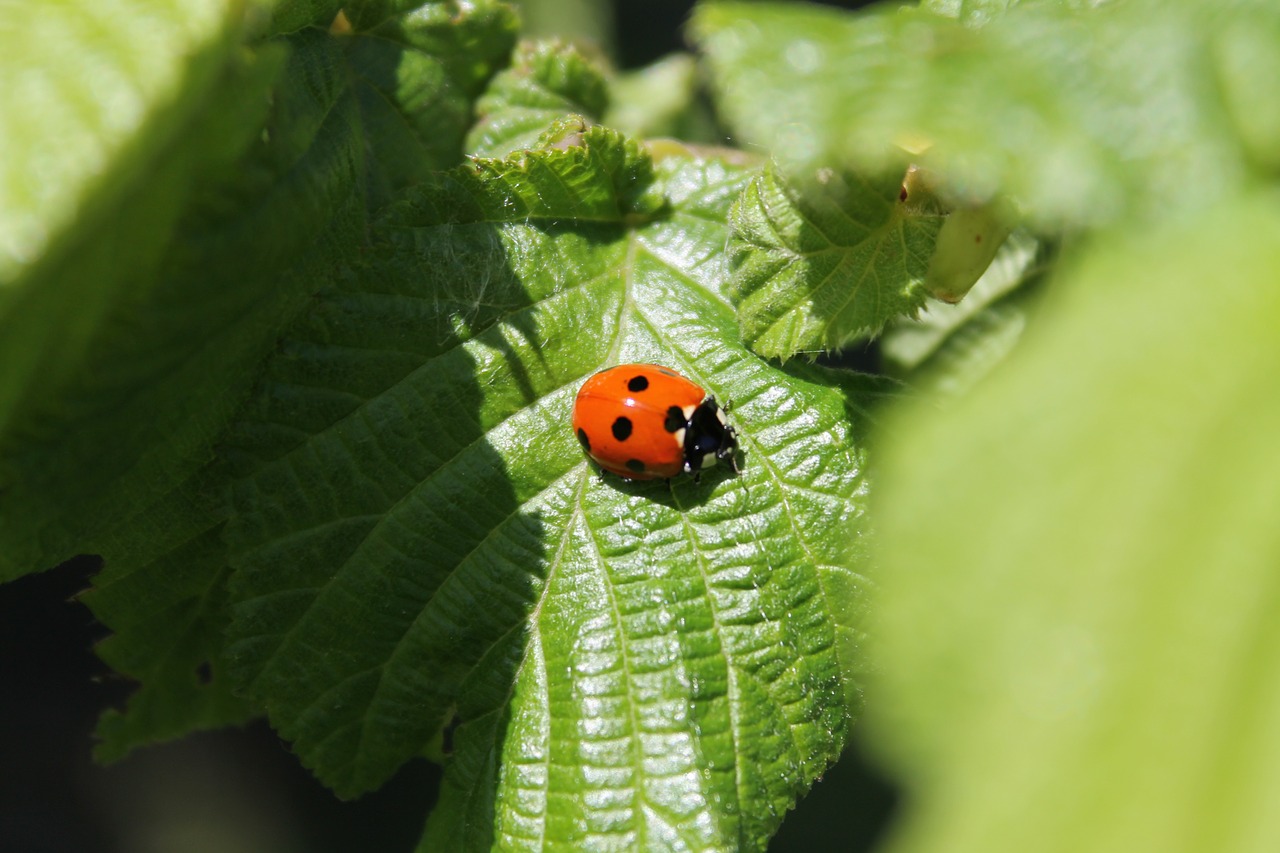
[572,364,739,481]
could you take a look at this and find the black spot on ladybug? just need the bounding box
[627,375,649,392]
[577,428,591,451]
[664,406,685,433]
[612,417,633,441]
[626,459,646,474]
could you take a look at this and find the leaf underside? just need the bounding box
[467,38,611,158]
[728,162,943,360]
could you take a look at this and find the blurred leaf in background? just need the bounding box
[693,1,1280,851]
[0,0,292,580]
[692,0,1280,228]
[868,197,1280,853]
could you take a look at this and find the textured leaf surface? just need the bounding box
[224,127,875,851]
[269,0,342,34]
[728,162,943,360]
[82,468,256,760]
[467,39,609,158]
[64,29,368,754]
[0,1,515,578]
[869,196,1280,853]
[67,5,516,753]
[340,0,520,201]
[692,0,1280,227]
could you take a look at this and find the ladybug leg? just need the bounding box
[717,423,741,473]
[706,394,736,415]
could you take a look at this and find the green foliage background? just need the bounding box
[3,0,1279,851]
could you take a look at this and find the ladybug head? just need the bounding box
[683,396,738,476]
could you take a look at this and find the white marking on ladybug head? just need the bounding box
[701,452,719,470]
[682,404,696,419]
[715,407,727,426]
[672,427,686,447]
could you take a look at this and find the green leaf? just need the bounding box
[466,39,610,158]
[868,196,1280,853]
[67,4,518,757]
[881,229,1048,394]
[0,2,295,580]
[882,229,1041,372]
[82,467,256,761]
[514,0,615,52]
[894,279,1040,399]
[0,1,518,581]
[921,0,1025,25]
[1213,10,1280,175]
[269,0,343,34]
[340,0,521,200]
[691,0,1280,227]
[224,127,873,850]
[605,53,715,144]
[728,162,943,360]
[0,0,250,286]
[69,26,369,753]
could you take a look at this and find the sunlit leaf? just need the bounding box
[605,53,714,143]
[0,0,289,579]
[728,162,943,359]
[223,126,878,851]
[467,39,609,158]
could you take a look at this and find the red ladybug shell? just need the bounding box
[572,364,737,481]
